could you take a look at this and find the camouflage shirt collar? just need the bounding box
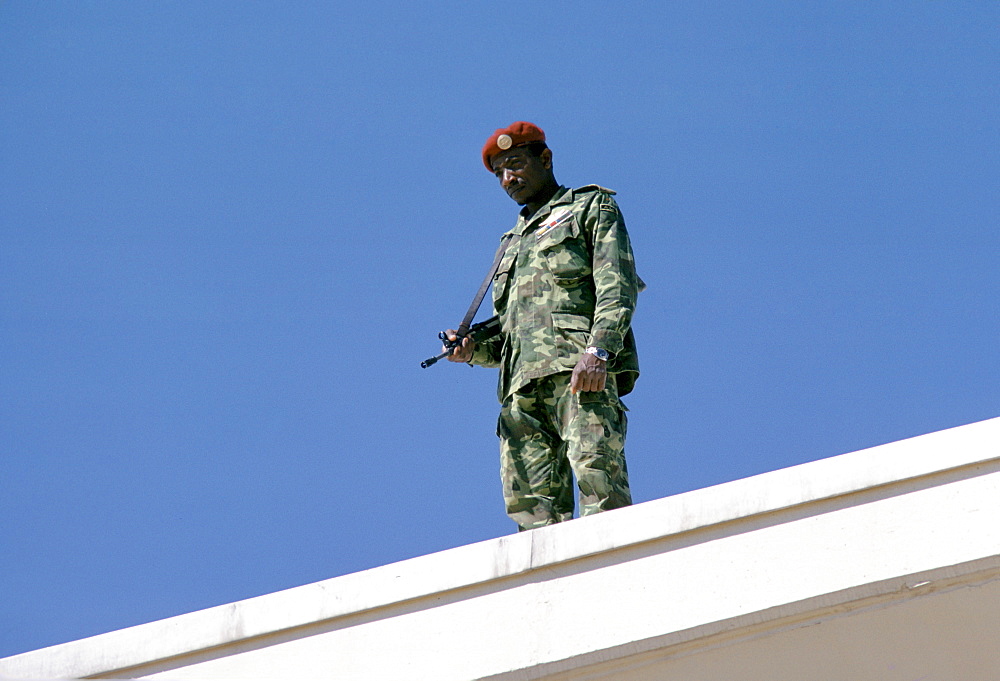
[510,186,572,236]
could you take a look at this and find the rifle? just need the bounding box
[420,315,501,368]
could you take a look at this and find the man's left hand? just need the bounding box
[570,352,607,394]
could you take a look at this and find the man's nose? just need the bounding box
[500,169,517,187]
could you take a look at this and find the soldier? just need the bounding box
[447,122,642,531]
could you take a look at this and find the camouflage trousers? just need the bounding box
[498,372,631,531]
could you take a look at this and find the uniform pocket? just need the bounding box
[538,219,591,283]
[552,312,591,360]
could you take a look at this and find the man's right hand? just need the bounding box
[444,330,476,363]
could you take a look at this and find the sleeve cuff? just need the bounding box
[588,330,624,357]
[468,340,501,368]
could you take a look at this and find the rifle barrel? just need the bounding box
[420,349,451,369]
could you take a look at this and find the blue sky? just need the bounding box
[2,1,997,658]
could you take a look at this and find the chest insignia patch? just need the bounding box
[535,209,573,240]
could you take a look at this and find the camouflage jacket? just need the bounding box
[470,185,641,402]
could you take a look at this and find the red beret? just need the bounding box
[482,121,546,172]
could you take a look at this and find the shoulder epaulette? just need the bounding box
[575,184,616,195]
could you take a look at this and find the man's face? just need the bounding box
[491,147,554,206]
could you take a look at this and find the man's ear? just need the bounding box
[540,148,553,170]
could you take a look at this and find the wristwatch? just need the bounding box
[585,346,610,361]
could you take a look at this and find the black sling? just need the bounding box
[456,234,513,337]
[420,234,515,368]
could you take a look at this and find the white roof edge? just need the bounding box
[4,416,999,679]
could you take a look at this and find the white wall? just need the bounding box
[3,417,999,681]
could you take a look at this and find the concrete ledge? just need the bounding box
[481,555,1000,681]
[3,416,999,680]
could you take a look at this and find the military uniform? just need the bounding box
[470,184,641,530]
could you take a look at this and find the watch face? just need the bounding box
[587,347,609,360]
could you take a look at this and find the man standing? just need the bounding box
[447,122,641,531]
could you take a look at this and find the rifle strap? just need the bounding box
[457,234,513,337]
